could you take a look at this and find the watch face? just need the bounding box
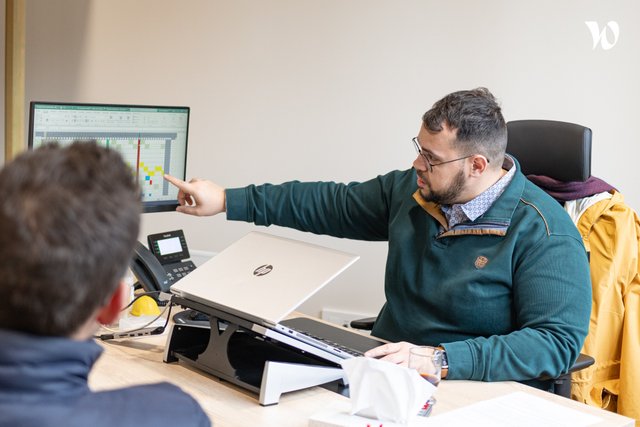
[440,349,449,368]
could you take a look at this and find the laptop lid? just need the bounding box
[170,232,359,326]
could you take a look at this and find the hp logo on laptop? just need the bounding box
[253,264,273,276]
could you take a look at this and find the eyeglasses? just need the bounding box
[412,137,486,173]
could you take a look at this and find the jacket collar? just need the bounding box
[0,328,102,399]
[575,190,623,253]
[413,155,525,236]
[479,155,524,224]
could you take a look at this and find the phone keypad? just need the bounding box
[166,261,197,281]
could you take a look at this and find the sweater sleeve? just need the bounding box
[443,233,592,382]
[224,171,411,241]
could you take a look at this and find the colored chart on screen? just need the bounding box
[29,103,189,212]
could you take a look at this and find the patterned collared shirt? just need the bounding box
[441,155,516,229]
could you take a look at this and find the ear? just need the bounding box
[96,281,128,325]
[469,155,489,176]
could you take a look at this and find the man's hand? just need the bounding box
[163,174,226,217]
[365,342,449,378]
[363,341,416,366]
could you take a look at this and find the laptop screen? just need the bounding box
[28,102,190,213]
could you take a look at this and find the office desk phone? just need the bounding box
[130,229,196,294]
[148,229,196,280]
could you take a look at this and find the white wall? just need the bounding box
[25,0,640,318]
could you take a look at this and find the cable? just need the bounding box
[120,290,162,312]
[96,297,174,341]
[132,283,169,306]
[100,302,169,333]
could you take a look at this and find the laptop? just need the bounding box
[170,231,384,364]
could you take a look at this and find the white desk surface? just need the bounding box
[89,320,634,427]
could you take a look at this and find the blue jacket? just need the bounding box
[225,158,591,383]
[0,329,210,427]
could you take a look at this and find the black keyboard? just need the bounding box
[280,317,386,357]
[292,328,363,357]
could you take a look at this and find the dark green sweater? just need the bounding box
[225,163,591,382]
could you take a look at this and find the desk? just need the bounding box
[89,327,634,427]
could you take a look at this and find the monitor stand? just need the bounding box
[164,296,346,405]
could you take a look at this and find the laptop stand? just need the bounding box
[164,296,346,405]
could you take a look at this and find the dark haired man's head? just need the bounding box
[422,87,507,167]
[0,142,141,336]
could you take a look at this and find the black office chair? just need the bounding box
[506,120,591,182]
[351,119,595,398]
[507,120,595,397]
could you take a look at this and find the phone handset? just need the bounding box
[130,242,175,293]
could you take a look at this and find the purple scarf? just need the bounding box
[526,175,616,203]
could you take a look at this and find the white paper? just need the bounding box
[426,391,603,427]
[309,408,433,427]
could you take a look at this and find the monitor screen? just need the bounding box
[28,102,190,213]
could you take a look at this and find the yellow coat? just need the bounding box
[571,191,640,424]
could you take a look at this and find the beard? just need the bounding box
[420,167,467,205]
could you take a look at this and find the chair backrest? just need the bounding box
[506,119,596,398]
[506,120,592,182]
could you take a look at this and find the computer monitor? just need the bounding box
[28,101,190,213]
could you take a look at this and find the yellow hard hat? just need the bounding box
[130,295,161,317]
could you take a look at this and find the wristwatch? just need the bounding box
[440,349,449,370]
[437,346,449,378]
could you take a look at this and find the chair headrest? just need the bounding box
[506,120,592,182]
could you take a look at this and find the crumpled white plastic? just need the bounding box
[340,357,436,425]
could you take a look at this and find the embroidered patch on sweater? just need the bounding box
[474,255,489,269]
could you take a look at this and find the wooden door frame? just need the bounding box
[4,0,25,163]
